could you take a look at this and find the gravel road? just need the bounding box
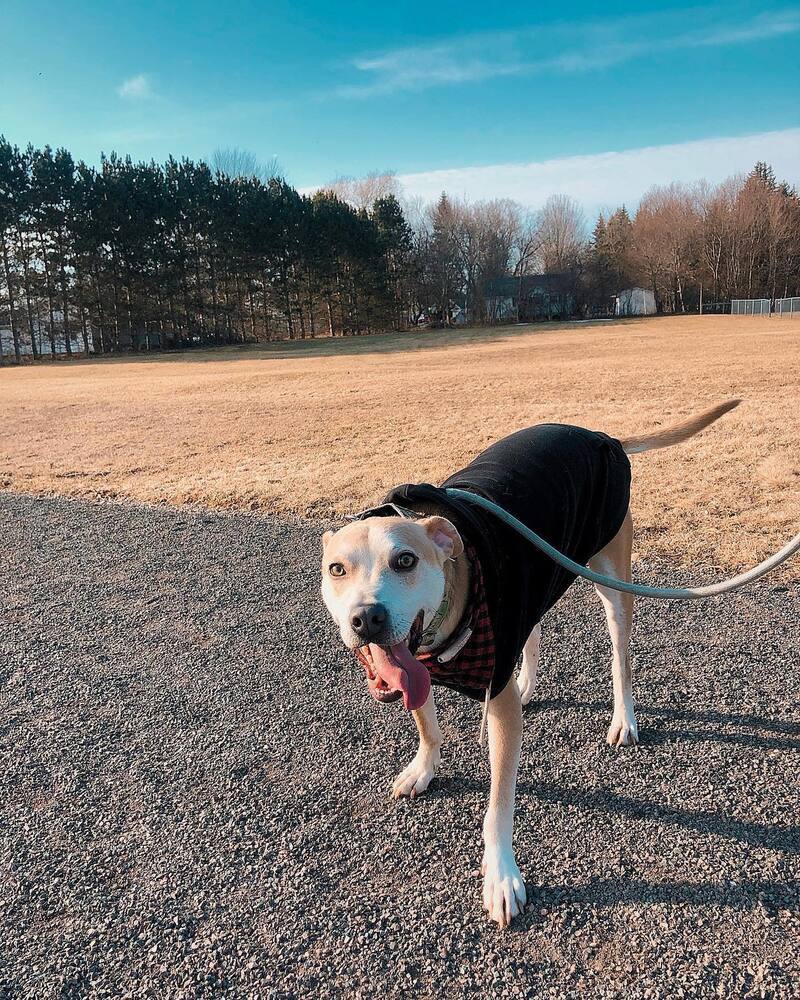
[1,493,798,999]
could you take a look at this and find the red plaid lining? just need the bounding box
[416,546,496,694]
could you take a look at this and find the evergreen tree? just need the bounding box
[0,138,27,361]
[373,194,414,328]
[427,194,461,326]
[3,138,799,363]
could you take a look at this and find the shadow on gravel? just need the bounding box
[516,781,800,854]
[522,878,797,914]
[642,728,800,753]
[418,772,799,854]
[537,697,800,739]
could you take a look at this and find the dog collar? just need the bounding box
[419,591,451,647]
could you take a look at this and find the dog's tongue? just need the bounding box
[367,642,431,711]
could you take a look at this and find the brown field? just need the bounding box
[1,315,798,571]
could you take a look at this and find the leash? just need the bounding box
[349,491,797,744]
[443,488,800,600]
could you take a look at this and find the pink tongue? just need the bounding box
[367,642,431,711]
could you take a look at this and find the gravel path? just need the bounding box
[1,493,798,999]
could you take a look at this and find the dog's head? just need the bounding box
[321,514,463,710]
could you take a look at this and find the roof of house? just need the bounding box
[485,274,571,299]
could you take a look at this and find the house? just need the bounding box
[615,287,656,316]
[485,274,575,322]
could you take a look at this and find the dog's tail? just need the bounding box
[620,399,741,455]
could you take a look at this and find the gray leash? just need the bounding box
[444,488,800,600]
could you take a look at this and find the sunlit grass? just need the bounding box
[1,314,798,570]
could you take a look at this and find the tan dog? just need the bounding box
[321,402,739,927]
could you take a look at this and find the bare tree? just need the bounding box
[697,178,733,302]
[431,197,535,322]
[211,147,282,182]
[537,194,586,272]
[324,171,401,210]
[510,208,542,276]
[633,184,699,312]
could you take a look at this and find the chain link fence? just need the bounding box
[731,298,771,315]
[775,296,800,317]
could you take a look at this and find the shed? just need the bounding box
[615,288,656,316]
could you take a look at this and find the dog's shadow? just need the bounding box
[512,877,796,927]
[408,767,799,919]
[514,779,799,855]
[534,696,800,751]
[419,699,800,859]
[390,698,799,920]
[431,770,799,856]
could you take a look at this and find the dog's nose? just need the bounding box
[350,603,388,643]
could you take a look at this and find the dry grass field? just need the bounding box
[1,314,798,570]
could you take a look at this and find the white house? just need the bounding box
[615,287,657,316]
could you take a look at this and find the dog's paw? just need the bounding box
[392,751,439,799]
[607,713,639,747]
[482,850,527,928]
[516,672,537,707]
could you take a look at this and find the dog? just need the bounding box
[320,401,740,927]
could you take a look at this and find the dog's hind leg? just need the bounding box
[517,623,541,706]
[588,508,638,747]
[392,691,442,798]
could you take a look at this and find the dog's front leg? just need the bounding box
[482,679,526,927]
[392,691,442,798]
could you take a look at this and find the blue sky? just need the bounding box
[1,1,798,213]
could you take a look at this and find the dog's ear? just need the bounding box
[421,516,464,561]
[322,530,334,550]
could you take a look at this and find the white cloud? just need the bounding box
[117,74,154,101]
[394,129,800,215]
[338,7,800,97]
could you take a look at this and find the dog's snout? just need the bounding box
[350,603,388,643]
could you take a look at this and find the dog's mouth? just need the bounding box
[359,611,431,710]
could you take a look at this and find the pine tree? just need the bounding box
[751,161,777,189]
[0,138,27,362]
[372,194,414,328]
[427,194,461,327]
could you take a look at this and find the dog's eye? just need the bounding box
[329,562,346,577]
[393,551,418,571]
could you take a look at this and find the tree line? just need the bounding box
[1,136,798,363]
[0,140,416,362]
[411,162,800,320]
[588,162,800,313]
